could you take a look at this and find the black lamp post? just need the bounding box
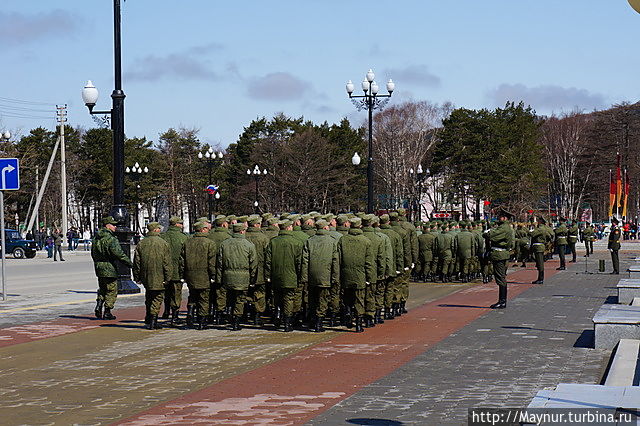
[81,0,139,294]
[125,163,148,235]
[198,148,224,221]
[409,165,426,221]
[346,70,395,213]
[247,165,267,214]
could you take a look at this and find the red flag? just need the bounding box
[623,169,631,218]
[609,169,615,217]
[616,154,622,208]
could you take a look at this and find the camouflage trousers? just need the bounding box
[164,280,183,311]
[399,270,410,302]
[458,256,472,275]
[383,277,396,309]
[364,281,377,317]
[211,282,227,312]
[374,279,385,310]
[328,281,341,315]
[274,287,297,317]
[227,289,247,317]
[250,283,266,314]
[145,289,164,316]
[308,286,330,317]
[97,277,118,309]
[343,287,365,317]
[189,287,210,317]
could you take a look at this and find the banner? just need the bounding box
[608,169,615,217]
[623,169,630,218]
[616,154,622,208]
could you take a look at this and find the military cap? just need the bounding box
[280,213,290,219]
[196,216,209,224]
[280,219,293,228]
[289,214,302,222]
[236,215,249,223]
[397,207,407,216]
[214,215,227,225]
[102,216,118,226]
[267,217,279,226]
[371,215,380,224]
[232,223,246,233]
[379,214,390,224]
[323,214,335,222]
[346,213,356,219]
[194,221,209,231]
[311,212,322,219]
[315,219,329,229]
[248,217,261,226]
[389,211,399,220]
[429,222,437,229]
[350,217,362,228]
[309,211,320,216]
[227,214,237,222]
[169,216,183,225]
[336,215,350,226]
[261,212,273,220]
[147,222,161,231]
[301,214,312,222]
[361,214,375,227]
[356,212,367,218]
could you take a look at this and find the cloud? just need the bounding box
[247,72,310,101]
[487,83,606,111]
[0,10,79,46]
[125,43,224,82]
[384,65,441,88]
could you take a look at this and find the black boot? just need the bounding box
[376,309,384,324]
[160,306,170,320]
[355,316,364,333]
[170,309,180,326]
[385,307,395,320]
[94,300,103,319]
[314,316,324,332]
[345,307,353,328]
[490,286,507,309]
[328,312,337,327]
[283,316,293,332]
[402,301,408,314]
[231,315,242,331]
[532,270,544,285]
[144,313,152,325]
[146,314,155,330]
[363,316,373,328]
[185,305,195,328]
[103,307,116,320]
[253,312,263,326]
[196,314,207,330]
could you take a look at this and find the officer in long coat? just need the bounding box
[265,220,304,332]
[180,221,216,329]
[133,222,172,330]
[487,213,514,309]
[216,223,257,331]
[301,219,339,332]
[160,216,189,325]
[91,216,132,320]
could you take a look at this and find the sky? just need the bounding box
[1,0,640,149]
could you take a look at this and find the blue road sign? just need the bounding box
[0,158,19,191]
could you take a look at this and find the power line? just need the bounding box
[0,96,56,106]
[0,105,53,113]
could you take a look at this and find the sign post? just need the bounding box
[0,158,20,301]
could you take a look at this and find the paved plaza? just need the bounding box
[0,243,634,425]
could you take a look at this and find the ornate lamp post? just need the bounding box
[247,165,267,213]
[81,0,139,294]
[125,162,148,235]
[198,147,224,221]
[346,69,395,213]
[214,191,221,213]
[409,165,426,221]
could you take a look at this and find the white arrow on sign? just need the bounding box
[1,164,15,190]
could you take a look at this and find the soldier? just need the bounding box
[209,215,231,324]
[301,219,340,332]
[266,219,304,332]
[373,216,393,324]
[133,222,171,330]
[514,223,530,268]
[263,217,280,240]
[529,219,547,284]
[216,223,257,331]
[291,215,310,243]
[455,222,476,282]
[338,217,374,333]
[91,216,132,320]
[180,221,216,329]
[378,214,403,320]
[583,222,595,257]
[472,222,484,280]
[436,223,455,283]
[336,215,350,236]
[417,223,437,282]
[554,217,569,270]
[487,212,514,309]
[245,216,270,325]
[609,218,621,275]
[567,219,579,263]
[390,212,411,315]
[361,214,385,328]
[301,214,316,237]
[160,216,188,325]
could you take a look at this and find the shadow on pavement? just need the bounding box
[347,419,404,426]
[59,315,101,320]
[603,295,618,304]
[66,290,96,294]
[573,329,594,348]
[502,325,581,335]
[438,304,487,309]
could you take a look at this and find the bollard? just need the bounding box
[599,259,605,272]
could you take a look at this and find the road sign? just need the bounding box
[432,212,452,219]
[0,158,19,191]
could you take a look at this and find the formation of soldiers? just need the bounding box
[91,209,616,329]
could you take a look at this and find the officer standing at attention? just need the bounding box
[487,212,514,309]
[133,222,171,330]
[554,217,569,271]
[301,219,339,332]
[160,216,189,325]
[216,223,257,331]
[567,219,579,263]
[529,219,547,284]
[180,221,216,330]
[582,222,595,257]
[91,216,132,320]
[338,217,374,333]
[609,218,621,275]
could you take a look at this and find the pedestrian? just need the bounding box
[133,222,171,330]
[216,222,257,331]
[487,212,514,309]
[180,221,217,330]
[66,228,74,251]
[83,228,92,251]
[609,218,621,275]
[91,216,132,320]
[45,234,54,258]
[53,230,64,261]
[160,216,189,325]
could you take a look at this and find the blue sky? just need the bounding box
[1,1,639,148]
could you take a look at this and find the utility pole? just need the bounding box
[35,166,39,232]
[57,105,68,240]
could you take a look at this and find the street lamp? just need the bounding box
[81,0,139,294]
[198,147,224,221]
[346,69,395,213]
[0,131,10,141]
[247,165,267,213]
[409,165,426,221]
[125,162,148,235]
[352,152,361,166]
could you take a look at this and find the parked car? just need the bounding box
[1,229,37,258]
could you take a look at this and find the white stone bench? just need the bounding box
[527,383,640,411]
[633,298,640,307]
[619,280,640,304]
[604,339,640,387]
[629,265,640,279]
[593,304,640,349]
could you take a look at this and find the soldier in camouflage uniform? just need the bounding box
[361,214,385,328]
[487,213,514,309]
[417,223,437,282]
[160,216,189,325]
[91,216,132,320]
[245,216,270,325]
[208,215,231,324]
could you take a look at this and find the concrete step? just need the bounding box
[593,304,640,349]
[604,339,640,387]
